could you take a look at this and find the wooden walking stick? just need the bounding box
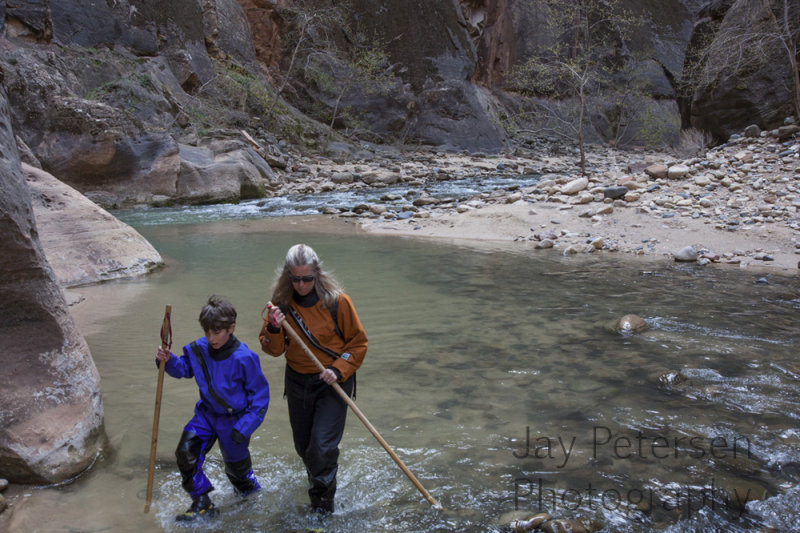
[144,304,172,513]
[268,303,442,510]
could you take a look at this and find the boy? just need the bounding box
[156,295,269,521]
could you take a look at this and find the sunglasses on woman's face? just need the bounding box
[289,275,315,283]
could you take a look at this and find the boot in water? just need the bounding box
[175,493,218,522]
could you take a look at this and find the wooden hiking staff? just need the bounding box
[269,303,442,510]
[144,304,172,513]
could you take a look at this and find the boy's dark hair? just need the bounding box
[198,295,237,331]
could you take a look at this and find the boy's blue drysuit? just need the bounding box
[163,335,269,498]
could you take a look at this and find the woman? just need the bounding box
[259,243,368,514]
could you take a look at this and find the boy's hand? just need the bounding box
[156,346,171,362]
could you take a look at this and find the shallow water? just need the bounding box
[110,172,538,226]
[7,217,800,532]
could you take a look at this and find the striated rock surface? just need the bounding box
[25,163,164,287]
[0,87,105,484]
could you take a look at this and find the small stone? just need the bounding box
[563,243,595,255]
[560,177,589,195]
[624,191,640,202]
[603,186,628,199]
[674,246,698,262]
[667,164,690,179]
[744,124,761,137]
[694,175,711,186]
[645,164,668,179]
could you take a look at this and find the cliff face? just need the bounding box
[2,1,794,174]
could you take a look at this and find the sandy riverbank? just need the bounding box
[343,136,800,275]
[358,198,800,273]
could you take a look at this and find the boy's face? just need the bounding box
[206,324,235,350]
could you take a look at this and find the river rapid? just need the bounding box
[6,213,800,533]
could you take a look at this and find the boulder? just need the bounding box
[175,145,274,205]
[685,0,795,140]
[0,87,105,484]
[25,163,164,287]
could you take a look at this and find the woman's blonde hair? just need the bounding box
[271,244,342,308]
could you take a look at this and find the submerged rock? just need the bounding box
[658,370,688,386]
[508,512,551,531]
[541,517,602,533]
[615,314,648,334]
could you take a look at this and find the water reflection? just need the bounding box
[11,218,800,532]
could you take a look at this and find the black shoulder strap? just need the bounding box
[190,341,235,414]
[287,306,342,360]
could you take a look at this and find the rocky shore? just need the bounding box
[267,127,800,273]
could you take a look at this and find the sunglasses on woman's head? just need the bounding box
[289,275,315,283]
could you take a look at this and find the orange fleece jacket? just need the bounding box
[259,293,367,381]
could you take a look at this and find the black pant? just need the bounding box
[285,366,354,511]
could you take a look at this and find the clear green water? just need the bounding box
[8,217,800,532]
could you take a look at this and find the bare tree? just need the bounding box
[300,26,397,138]
[776,0,800,117]
[266,2,344,118]
[687,0,800,120]
[504,0,642,174]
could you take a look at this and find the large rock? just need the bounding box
[176,145,276,204]
[25,163,164,287]
[684,0,795,139]
[0,87,105,484]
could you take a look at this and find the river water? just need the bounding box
[7,213,800,533]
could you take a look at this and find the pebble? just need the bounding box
[674,246,698,262]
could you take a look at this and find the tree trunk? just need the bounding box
[578,81,586,174]
[781,0,800,118]
[269,14,312,116]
